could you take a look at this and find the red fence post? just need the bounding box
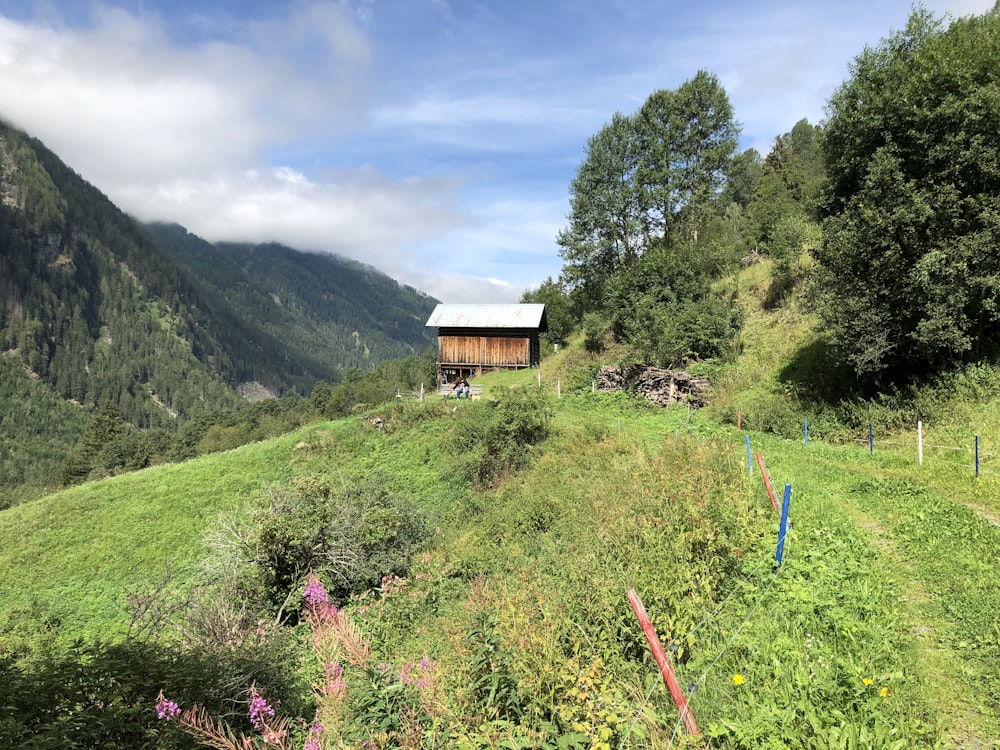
[754,452,780,513]
[626,590,700,736]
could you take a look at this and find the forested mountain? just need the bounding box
[143,223,437,393]
[0,122,245,427]
[0,120,437,500]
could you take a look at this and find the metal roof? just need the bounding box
[425,303,546,329]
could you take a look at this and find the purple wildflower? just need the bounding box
[303,576,329,607]
[399,662,416,685]
[249,692,276,731]
[304,720,324,748]
[155,696,181,721]
[324,662,347,698]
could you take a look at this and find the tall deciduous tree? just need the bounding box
[815,6,1000,378]
[636,70,740,246]
[720,148,763,210]
[557,112,644,306]
[557,71,740,309]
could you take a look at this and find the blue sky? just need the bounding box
[0,1,992,302]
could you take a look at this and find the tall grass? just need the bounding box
[3,265,1000,746]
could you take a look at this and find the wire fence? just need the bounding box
[621,414,1000,745]
[623,471,795,747]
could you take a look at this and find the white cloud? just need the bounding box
[0,2,509,298]
[1,0,996,308]
[123,165,468,268]
[400,270,518,305]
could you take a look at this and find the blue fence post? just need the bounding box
[869,422,873,455]
[746,435,752,474]
[804,418,809,445]
[775,484,792,566]
[976,435,980,478]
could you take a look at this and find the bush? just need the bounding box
[455,387,553,488]
[582,312,607,354]
[202,474,431,619]
[0,637,306,750]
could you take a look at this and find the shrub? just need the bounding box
[454,387,552,488]
[0,637,306,750]
[582,312,607,353]
[202,474,431,620]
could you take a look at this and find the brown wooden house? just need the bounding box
[425,303,547,380]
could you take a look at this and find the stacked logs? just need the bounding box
[596,365,710,408]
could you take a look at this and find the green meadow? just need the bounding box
[2,270,999,749]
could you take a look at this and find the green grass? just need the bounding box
[739,422,1000,744]
[3,265,1000,747]
[0,430,311,645]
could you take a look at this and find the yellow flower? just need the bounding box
[862,678,873,686]
[733,674,745,686]
[880,687,888,698]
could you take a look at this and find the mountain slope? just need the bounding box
[0,119,438,500]
[143,223,437,392]
[0,122,244,428]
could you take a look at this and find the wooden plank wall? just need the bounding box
[438,334,532,367]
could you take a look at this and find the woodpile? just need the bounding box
[596,365,710,407]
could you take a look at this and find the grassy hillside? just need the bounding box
[1,266,999,748]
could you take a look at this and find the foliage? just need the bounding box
[203,474,431,619]
[606,239,743,367]
[320,350,436,418]
[462,611,525,722]
[557,112,645,307]
[0,355,88,506]
[454,386,553,488]
[0,636,304,750]
[61,401,131,485]
[521,277,576,349]
[635,70,740,246]
[695,507,940,748]
[581,312,607,354]
[719,148,763,210]
[815,6,1000,379]
[557,71,739,308]
[555,73,744,367]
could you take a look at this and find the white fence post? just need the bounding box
[918,420,923,465]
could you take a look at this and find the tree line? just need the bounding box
[52,349,438,495]
[527,4,1000,388]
